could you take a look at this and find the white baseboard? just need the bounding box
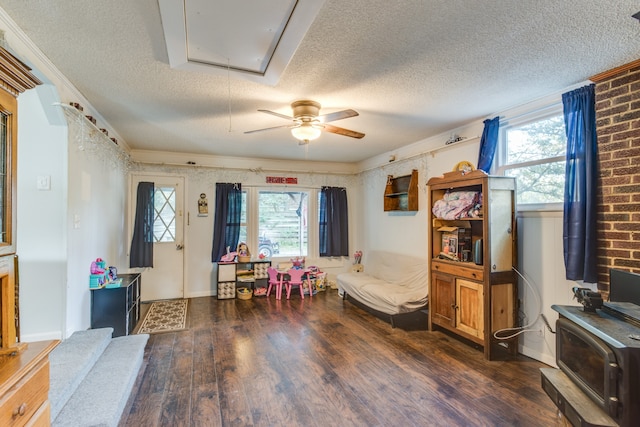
[519,344,557,367]
[22,330,63,342]
[187,290,215,298]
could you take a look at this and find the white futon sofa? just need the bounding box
[337,251,428,329]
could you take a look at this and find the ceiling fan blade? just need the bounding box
[244,124,293,134]
[323,124,365,139]
[317,109,359,123]
[258,109,293,121]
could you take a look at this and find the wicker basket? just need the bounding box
[237,242,251,263]
[237,288,253,300]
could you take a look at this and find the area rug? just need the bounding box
[136,299,189,334]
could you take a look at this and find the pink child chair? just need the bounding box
[266,267,283,300]
[285,268,306,300]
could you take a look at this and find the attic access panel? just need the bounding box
[159,0,325,85]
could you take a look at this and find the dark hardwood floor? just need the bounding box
[120,290,560,427]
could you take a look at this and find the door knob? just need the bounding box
[176,244,184,250]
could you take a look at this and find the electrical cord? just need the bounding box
[493,266,554,340]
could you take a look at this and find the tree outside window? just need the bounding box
[497,114,566,206]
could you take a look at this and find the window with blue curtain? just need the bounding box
[211,183,242,262]
[319,186,349,257]
[562,84,598,283]
[130,182,154,268]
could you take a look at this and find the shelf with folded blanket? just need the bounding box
[427,169,517,360]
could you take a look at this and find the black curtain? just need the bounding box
[130,182,154,268]
[562,85,598,283]
[319,186,349,257]
[211,183,242,262]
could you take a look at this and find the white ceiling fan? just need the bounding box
[244,100,365,144]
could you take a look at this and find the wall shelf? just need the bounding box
[384,169,418,211]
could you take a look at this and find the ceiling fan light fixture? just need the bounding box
[291,122,322,142]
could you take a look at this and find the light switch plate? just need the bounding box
[37,175,51,190]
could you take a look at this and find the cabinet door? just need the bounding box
[456,279,484,339]
[431,272,456,328]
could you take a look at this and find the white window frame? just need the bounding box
[494,103,566,211]
[241,186,319,261]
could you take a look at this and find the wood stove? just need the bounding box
[540,269,640,427]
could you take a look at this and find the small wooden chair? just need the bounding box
[285,268,306,300]
[266,267,283,300]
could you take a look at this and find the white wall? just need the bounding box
[65,119,128,337]
[17,86,67,341]
[16,86,129,340]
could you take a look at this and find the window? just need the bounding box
[153,186,176,242]
[239,188,311,258]
[496,110,566,208]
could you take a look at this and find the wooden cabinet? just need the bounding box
[90,273,141,337]
[384,169,418,211]
[427,170,517,360]
[0,340,58,427]
[216,261,271,299]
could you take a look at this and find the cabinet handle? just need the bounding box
[13,403,27,416]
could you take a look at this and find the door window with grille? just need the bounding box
[153,186,176,242]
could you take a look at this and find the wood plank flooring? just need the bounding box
[120,291,561,426]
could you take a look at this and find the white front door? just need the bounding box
[130,175,185,301]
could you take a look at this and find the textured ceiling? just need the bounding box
[1,0,639,164]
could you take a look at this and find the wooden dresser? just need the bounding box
[0,340,59,426]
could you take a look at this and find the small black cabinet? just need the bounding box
[90,273,141,337]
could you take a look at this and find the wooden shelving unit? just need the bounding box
[384,169,418,211]
[427,169,518,360]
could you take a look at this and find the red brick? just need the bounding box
[596,99,611,110]
[598,104,629,119]
[602,194,631,204]
[614,258,640,269]
[601,176,631,186]
[604,249,632,258]
[614,110,640,123]
[611,240,639,249]
[602,231,631,240]
[612,128,640,141]
[612,185,640,194]
[600,158,630,169]
[611,72,640,88]
[600,140,630,152]
[601,213,630,221]
[598,85,629,100]
[614,222,640,231]
[598,122,630,137]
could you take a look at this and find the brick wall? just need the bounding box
[593,61,640,291]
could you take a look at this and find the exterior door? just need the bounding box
[130,175,184,301]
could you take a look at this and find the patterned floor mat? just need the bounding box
[136,299,188,334]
